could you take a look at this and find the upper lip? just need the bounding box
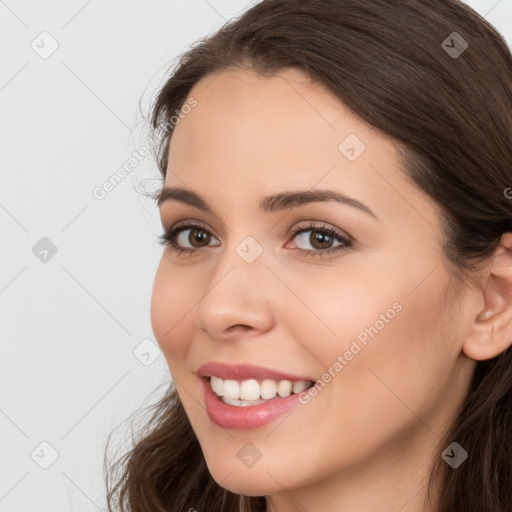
[197,362,315,382]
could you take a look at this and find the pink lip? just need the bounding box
[197,361,314,382]
[201,377,307,429]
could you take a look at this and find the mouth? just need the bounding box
[202,376,315,407]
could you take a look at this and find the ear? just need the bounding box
[462,232,512,361]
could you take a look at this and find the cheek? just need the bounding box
[150,260,194,366]
[294,262,454,420]
[324,273,455,444]
[280,263,401,353]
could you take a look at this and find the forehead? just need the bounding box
[164,67,434,229]
[170,67,379,165]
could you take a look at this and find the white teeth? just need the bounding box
[276,380,292,398]
[222,379,240,400]
[240,379,261,400]
[209,376,313,403]
[260,379,277,399]
[222,398,267,407]
[292,380,310,394]
[211,376,223,396]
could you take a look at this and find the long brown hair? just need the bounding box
[104,1,512,510]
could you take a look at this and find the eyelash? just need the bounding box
[157,221,353,259]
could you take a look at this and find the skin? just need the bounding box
[150,67,512,512]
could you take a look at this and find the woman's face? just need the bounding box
[150,68,476,503]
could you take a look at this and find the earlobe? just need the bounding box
[462,233,512,361]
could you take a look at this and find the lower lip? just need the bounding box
[202,377,305,430]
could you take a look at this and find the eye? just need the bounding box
[287,221,352,258]
[157,220,353,258]
[157,222,220,255]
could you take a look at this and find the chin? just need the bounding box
[214,479,271,497]
[207,463,282,496]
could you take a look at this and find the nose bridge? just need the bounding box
[193,231,274,337]
[210,230,271,304]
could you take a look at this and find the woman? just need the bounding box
[105,1,512,510]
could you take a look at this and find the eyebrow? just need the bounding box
[157,187,378,219]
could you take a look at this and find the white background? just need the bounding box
[1,1,511,510]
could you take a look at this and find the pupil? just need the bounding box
[312,231,331,249]
[191,228,209,247]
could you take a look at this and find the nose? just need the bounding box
[193,250,275,341]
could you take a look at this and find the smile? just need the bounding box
[201,377,316,429]
[210,376,314,406]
